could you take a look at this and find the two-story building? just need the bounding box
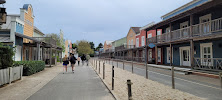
[146,0,222,72]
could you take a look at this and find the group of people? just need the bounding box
[62,54,90,74]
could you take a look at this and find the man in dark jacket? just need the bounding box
[81,54,86,65]
[70,54,77,73]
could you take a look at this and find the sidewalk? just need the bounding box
[0,63,62,100]
[27,64,114,100]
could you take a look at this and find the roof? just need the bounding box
[105,41,113,45]
[34,26,45,35]
[131,27,141,34]
[140,22,155,30]
[161,0,211,20]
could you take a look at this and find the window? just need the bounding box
[131,40,133,48]
[141,36,145,46]
[166,27,170,33]
[199,14,211,34]
[148,33,152,38]
[200,43,213,66]
[157,30,161,36]
[136,38,139,47]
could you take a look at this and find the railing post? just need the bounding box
[127,80,133,100]
[112,65,114,90]
[219,72,222,89]
[123,61,125,70]
[103,62,105,79]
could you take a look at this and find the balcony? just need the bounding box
[148,17,222,44]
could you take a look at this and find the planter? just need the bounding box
[0,65,23,86]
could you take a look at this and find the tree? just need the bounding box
[76,40,94,56]
[45,33,65,52]
[89,42,95,50]
[96,43,103,51]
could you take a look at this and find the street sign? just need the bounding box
[148,43,155,48]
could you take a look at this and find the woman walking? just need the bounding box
[77,56,81,66]
[62,55,69,74]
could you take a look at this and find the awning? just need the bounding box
[15,32,40,43]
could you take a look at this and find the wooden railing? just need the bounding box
[147,37,157,43]
[194,58,222,71]
[150,17,222,44]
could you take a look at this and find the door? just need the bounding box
[158,48,161,63]
[200,43,213,66]
[148,49,152,62]
[180,46,191,66]
[180,21,189,37]
[200,14,211,35]
[167,47,173,63]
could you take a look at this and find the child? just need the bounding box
[77,56,81,66]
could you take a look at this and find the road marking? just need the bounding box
[112,62,221,90]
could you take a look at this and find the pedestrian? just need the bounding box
[77,56,81,66]
[70,53,77,73]
[62,55,69,74]
[81,54,86,65]
[86,54,90,66]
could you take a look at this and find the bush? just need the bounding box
[0,43,14,69]
[14,61,45,76]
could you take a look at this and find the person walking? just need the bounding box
[70,54,77,73]
[62,55,69,74]
[77,56,81,66]
[86,54,90,66]
[81,54,86,65]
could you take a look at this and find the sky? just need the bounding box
[5,0,192,46]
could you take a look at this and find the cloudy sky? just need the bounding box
[5,0,191,46]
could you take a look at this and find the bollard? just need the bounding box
[123,61,125,70]
[219,72,222,89]
[109,59,110,64]
[96,60,97,70]
[172,66,175,89]
[99,61,101,74]
[112,66,114,90]
[103,62,105,79]
[127,80,133,100]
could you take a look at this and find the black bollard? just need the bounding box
[112,66,114,90]
[172,66,175,89]
[127,80,133,100]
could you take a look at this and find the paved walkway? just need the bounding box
[28,64,114,100]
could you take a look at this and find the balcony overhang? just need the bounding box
[15,32,40,43]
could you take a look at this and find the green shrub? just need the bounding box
[14,61,45,76]
[0,43,14,69]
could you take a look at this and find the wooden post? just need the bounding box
[190,40,194,69]
[190,14,193,37]
[170,43,175,89]
[50,47,52,67]
[99,60,100,74]
[145,29,148,79]
[155,46,158,65]
[132,49,133,73]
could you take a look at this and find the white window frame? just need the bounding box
[199,14,212,34]
[200,43,213,66]
[148,33,152,38]
[131,39,133,48]
[136,38,139,47]
[157,30,161,36]
[141,36,145,46]
[166,27,170,33]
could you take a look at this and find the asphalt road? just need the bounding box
[28,64,114,100]
[103,59,222,100]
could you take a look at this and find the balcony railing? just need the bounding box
[194,58,222,71]
[150,17,222,44]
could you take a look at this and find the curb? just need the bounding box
[190,71,219,79]
[89,63,118,100]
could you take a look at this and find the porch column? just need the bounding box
[36,43,40,61]
[55,49,57,65]
[50,46,52,67]
[155,45,158,64]
[170,43,172,66]
[190,40,194,68]
[42,46,45,61]
[190,14,193,37]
